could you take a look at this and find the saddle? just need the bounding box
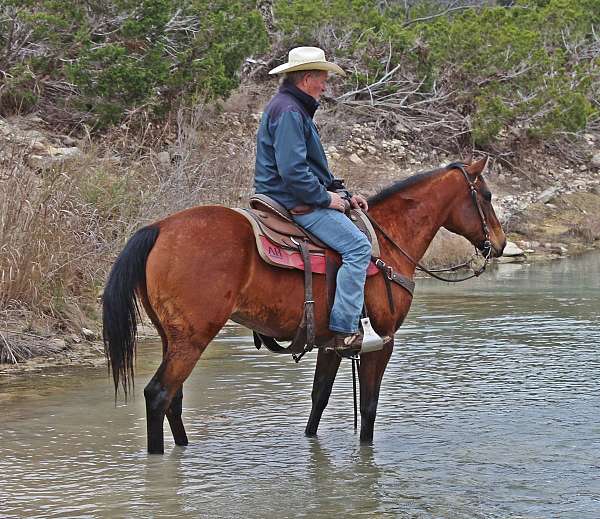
[234,194,380,275]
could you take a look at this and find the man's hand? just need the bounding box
[350,194,368,211]
[328,191,349,212]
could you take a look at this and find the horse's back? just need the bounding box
[144,205,256,314]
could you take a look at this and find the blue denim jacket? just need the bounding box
[254,82,333,209]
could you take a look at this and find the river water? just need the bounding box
[1,253,599,518]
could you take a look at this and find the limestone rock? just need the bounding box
[51,338,67,350]
[349,153,363,165]
[81,328,96,340]
[47,146,81,158]
[503,241,525,257]
[157,151,171,165]
[62,135,78,146]
[537,187,559,203]
[30,140,47,152]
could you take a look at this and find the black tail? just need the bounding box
[102,225,160,396]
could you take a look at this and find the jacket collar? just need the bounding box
[279,81,319,118]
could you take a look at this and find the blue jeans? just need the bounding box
[292,208,372,333]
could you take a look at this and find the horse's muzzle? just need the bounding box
[479,239,505,258]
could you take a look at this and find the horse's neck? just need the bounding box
[369,173,457,266]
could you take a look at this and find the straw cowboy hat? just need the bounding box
[269,46,346,76]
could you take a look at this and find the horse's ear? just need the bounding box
[465,156,489,178]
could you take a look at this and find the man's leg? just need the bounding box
[292,209,371,334]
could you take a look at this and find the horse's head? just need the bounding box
[443,158,506,258]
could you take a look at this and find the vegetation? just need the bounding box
[0,0,268,127]
[2,1,597,140]
[274,0,599,146]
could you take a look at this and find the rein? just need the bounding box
[366,163,493,283]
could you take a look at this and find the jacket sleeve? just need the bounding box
[272,110,332,207]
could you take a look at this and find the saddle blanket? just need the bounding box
[258,235,380,276]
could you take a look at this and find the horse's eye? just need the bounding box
[483,191,492,202]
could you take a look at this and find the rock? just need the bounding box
[62,135,78,146]
[537,187,559,203]
[25,115,44,125]
[26,155,47,169]
[137,324,159,337]
[503,241,525,257]
[157,151,171,165]
[591,153,600,168]
[81,328,96,340]
[331,152,341,160]
[70,334,82,344]
[51,338,67,350]
[30,140,46,152]
[366,145,377,155]
[348,153,363,165]
[47,146,81,158]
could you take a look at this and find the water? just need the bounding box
[1,253,599,518]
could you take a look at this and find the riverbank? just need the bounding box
[1,91,599,374]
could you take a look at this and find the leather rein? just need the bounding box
[366,163,493,284]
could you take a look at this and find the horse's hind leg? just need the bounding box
[144,340,204,454]
[359,339,394,443]
[166,387,187,446]
[139,291,190,448]
[305,349,342,436]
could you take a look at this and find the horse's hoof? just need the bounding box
[148,448,165,455]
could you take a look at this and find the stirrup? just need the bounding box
[359,317,386,354]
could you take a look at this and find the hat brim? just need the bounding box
[269,61,346,76]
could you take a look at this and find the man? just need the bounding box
[254,46,371,352]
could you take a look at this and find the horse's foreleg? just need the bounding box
[144,345,202,454]
[305,349,342,436]
[358,339,394,443]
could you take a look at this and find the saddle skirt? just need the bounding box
[234,195,381,276]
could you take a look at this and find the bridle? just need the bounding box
[366,162,494,283]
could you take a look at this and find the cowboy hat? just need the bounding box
[269,47,346,76]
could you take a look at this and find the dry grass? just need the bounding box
[0,145,107,315]
[568,215,600,244]
[0,106,258,363]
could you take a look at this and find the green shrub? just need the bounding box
[1,0,268,127]
[273,0,599,145]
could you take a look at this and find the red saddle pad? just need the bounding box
[259,236,379,276]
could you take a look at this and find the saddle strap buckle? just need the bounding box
[386,266,394,281]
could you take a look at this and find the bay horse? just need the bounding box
[102,157,506,454]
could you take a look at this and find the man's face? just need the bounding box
[300,71,329,101]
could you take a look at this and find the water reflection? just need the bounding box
[1,252,599,518]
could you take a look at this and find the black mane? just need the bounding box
[367,166,446,206]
